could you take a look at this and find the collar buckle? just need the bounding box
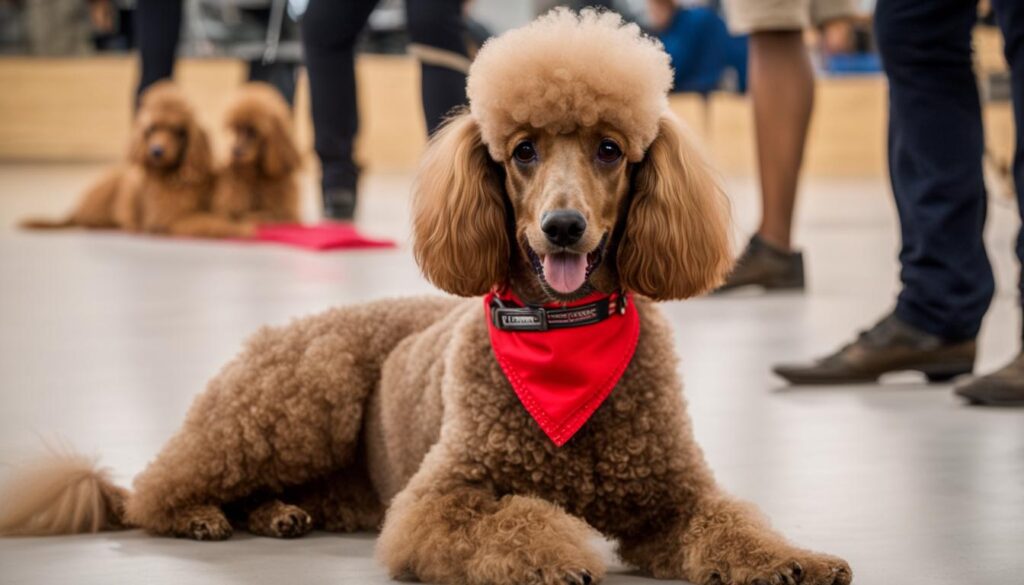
[492,305,549,332]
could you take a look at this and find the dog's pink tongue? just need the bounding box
[543,253,588,294]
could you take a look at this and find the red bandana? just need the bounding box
[484,290,641,446]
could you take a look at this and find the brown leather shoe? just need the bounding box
[954,352,1024,406]
[773,313,976,385]
[715,234,805,293]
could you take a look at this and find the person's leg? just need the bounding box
[134,0,182,102]
[247,61,298,108]
[405,0,469,135]
[716,0,815,292]
[245,7,299,108]
[749,30,813,252]
[955,0,1024,406]
[992,0,1024,315]
[773,0,984,385]
[877,0,992,342]
[301,0,380,220]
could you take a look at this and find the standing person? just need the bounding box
[301,0,470,221]
[774,0,1024,407]
[134,1,299,106]
[717,0,856,292]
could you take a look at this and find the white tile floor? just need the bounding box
[0,164,1022,585]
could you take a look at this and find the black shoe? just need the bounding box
[323,188,357,221]
[716,234,805,293]
[773,312,976,385]
[954,352,1024,406]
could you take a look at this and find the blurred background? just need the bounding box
[0,0,1010,181]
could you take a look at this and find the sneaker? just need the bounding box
[716,234,805,293]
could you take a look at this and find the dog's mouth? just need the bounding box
[526,234,607,297]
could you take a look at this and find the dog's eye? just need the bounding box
[512,141,538,164]
[597,139,622,164]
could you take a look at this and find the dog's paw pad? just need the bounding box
[269,505,313,539]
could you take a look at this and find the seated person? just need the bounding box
[648,0,748,94]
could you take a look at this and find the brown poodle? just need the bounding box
[0,11,852,585]
[20,81,215,235]
[215,82,302,224]
[177,83,303,238]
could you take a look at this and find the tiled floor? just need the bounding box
[0,164,1022,584]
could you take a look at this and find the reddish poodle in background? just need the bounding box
[19,82,301,239]
[181,83,304,238]
[213,82,302,225]
[19,82,215,234]
[0,10,853,585]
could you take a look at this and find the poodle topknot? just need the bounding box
[467,8,673,162]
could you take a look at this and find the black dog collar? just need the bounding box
[490,292,628,332]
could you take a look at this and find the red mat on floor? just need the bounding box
[255,223,396,251]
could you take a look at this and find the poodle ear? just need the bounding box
[260,112,302,178]
[617,114,732,300]
[412,112,509,297]
[127,117,149,166]
[180,118,213,185]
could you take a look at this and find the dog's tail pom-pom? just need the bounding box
[0,451,130,536]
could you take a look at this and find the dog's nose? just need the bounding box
[541,210,586,247]
[232,146,245,158]
[149,145,165,159]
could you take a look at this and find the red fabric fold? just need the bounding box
[484,290,640,446]
[255,223,396,251]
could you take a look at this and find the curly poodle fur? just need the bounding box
[1,10,852,585]
[19,81,215,234]
[215,83,301,223]
[468,8,672,162]
[181,83,303,238]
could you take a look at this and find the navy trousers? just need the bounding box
[875,0,1024,341]
[302,0,468,202]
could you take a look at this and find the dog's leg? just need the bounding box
[617,495,852,585]
[125,312,376,538]
[378,473,604,585]
[167,213,255,239]
[289,467,383,533]
[124,299,457,540]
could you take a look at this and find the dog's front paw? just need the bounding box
[174,505,233,541]
[698,551,851,585]
[468,529,605,585]
[487,558,602,585]
[540,567,595,585]
[247,500,313,539]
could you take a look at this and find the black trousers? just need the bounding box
[134,1,298,106]
[301,0,468,200]
[875,0,1024,340]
